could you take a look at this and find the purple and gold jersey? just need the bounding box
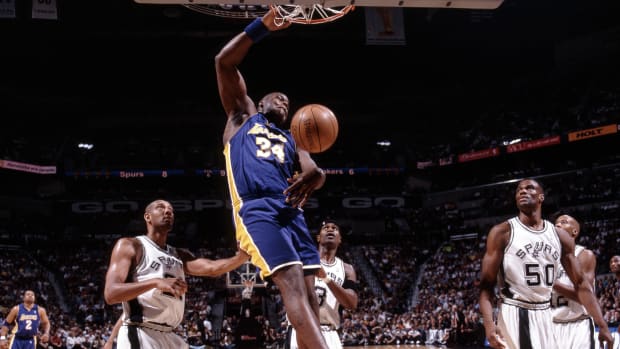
[224,113,320,279]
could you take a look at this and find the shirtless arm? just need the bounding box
[215,8,291,143]
[553,248,596,302]
[4,306,18,326]
[557,227,613,346]
[179,248,249,277]
[284,149,326,208]
[326,262,358,310]
[38,306,50,342]
[479,222,510,349]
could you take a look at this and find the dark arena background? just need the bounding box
[1,0,620,347]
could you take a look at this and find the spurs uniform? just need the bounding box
[551,245,595,349]
[497,217,562,349]
[117,235,188,349]
[287,257,346,349]
[224,113,321,280]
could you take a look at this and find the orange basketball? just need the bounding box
[290,104,339,154]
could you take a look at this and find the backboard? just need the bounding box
[226,261,266,289]
[134,0,504,10]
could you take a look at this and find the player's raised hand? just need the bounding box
[263,6,293,31]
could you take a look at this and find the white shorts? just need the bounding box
[553,317,594,349]
[287,325,342,349]
[117,325,189,349]
[497,301,557,349]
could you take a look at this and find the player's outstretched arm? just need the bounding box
[181,247,249,277]
[215,7,292,124]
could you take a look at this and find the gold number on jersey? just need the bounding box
[256,136,285,163]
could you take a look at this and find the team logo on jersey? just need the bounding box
[158,256,183,268]
[516,241,559,260]
[247,123,288,143]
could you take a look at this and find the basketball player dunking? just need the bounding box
[215,7,330,349]
[287,219,359,349]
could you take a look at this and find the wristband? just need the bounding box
[244,18,270,43]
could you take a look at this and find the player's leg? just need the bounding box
[271,265,326,349]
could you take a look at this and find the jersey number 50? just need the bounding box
[524,263,555,286]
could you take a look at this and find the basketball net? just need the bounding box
[182,3,354,23]
[270,4,355,25]
[242,279,255,300]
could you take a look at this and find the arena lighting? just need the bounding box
[503,138,522,146]
[78,143,94,150]
[376,140,392,147]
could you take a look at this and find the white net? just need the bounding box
[183,4,269,19]
[271,4,355,25]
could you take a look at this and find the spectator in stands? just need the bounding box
[610,255,620,280]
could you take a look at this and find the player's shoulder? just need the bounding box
[117,236,141,246]
[578,246,596,259]
[489,220,511,235]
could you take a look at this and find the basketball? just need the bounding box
[289,104,339,154]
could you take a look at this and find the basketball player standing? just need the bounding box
[287,219,359,349]
[550,214,598,348]
[104,199,249,348]
[3,290,50,349]
[215,7,329,349]
[479,178,613,349]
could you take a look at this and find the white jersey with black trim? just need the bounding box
[551,244,591,322]
[122,235,186,329]
[499,217,562,304]
[316,256,346,329]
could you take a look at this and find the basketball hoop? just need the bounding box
[182,4,269,19]
[241,279,255,299]
[226,261,266,289]
[270,4,355,25]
